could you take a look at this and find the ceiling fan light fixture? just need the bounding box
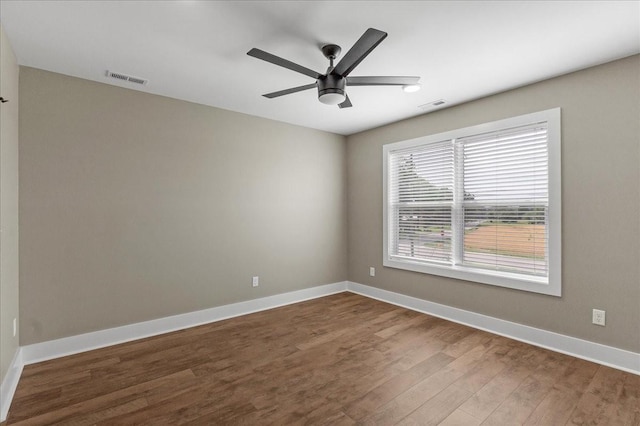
[402,84,421,93]
[319,90,346,105]
[318,74,347,105]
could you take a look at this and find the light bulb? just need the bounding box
[402,84,421,93]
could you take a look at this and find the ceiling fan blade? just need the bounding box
[338,94,352,109]
[263,83,317,98]
[347,76,420,86]
[247,48,322,80]
[331,28,387,78]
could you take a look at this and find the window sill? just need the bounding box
[383,256,561,297]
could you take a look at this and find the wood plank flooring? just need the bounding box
[6,293,639,425]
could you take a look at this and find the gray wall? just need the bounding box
[347,55,640,352]
[19,67,347,345]
[0,24,20,383]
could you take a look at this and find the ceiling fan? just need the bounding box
[247,28,420,109]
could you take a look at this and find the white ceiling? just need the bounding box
[1,1,638,135]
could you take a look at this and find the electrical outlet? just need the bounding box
[252,276,259,287]
[369,267,375,277]
[592,309,606,326]
[13,318,17,337]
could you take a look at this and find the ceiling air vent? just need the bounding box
[106,70,148,86]
[418,99,446,111]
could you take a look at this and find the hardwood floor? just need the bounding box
[6,293,639,425]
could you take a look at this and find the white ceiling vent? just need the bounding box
[106,70,148,86]
[418,99,446,111]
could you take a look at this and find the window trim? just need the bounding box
[383,108,561,296]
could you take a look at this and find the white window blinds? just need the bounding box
[389,140,454,263]
[459,123,549,276]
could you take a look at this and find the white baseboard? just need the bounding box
[21,281,347,365]
[0,347,23,422]
[347,281,640,375]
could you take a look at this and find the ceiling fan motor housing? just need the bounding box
[318,74,346,104]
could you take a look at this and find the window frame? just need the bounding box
[383,108,561,296]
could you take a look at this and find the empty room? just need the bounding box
[0,1,638,424]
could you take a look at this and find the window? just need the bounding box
[383,109,561,296]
